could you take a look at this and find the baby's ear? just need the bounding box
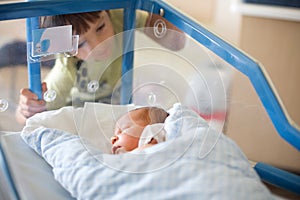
[149,108,168,123]
[148,138,158,145]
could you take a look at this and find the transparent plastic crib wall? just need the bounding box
[0,0,299,197]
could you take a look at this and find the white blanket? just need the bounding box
[21,103,277,200]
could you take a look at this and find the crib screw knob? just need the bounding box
[147,92,157,105]
[44,89,57,102]
[87,80,99,93]
[0,98,8,112]
[159,8,165,17]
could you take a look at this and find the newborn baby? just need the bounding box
[111,107,169,154]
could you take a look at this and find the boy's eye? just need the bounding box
[78,41,86,49]
[96,23,105,32]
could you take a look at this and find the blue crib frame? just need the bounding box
[0,0,299,197]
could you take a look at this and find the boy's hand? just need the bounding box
[15,82,48,125]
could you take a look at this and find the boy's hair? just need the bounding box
[40,11,102,35]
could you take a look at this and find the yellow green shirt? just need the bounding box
[44,9,148,110]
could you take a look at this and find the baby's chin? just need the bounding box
[114,147,129,155]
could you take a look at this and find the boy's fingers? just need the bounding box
[19,101,46,118]
[41,82,48,93]
[20,88,38,100]
[19,89,46,106]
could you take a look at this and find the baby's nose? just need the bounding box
[111,136,118,144]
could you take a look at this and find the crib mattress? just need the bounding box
[0,132,74,200]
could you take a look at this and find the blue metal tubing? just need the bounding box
[0,0,131,21]
[254,162,300,195]
[138,0,300,151]
[26,17,42,100]
[0,144,19,200]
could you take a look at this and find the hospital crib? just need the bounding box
[0,0,299,199]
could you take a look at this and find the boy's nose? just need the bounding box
[111,136,118,144]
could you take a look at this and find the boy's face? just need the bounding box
[77,11,115,60]
[111,109,148,154]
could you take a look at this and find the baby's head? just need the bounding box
[111,107,169,154]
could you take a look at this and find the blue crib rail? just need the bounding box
[0,0,299,196]
[26,17,43,100]
[0,136,19,200]
[254,162,300,195]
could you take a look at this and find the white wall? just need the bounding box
[212,0,241,45]
[165,0,242,45]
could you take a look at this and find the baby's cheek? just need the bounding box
[124,137,140,151]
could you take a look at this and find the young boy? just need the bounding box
[16,9,185,125]
[111,106,169,154]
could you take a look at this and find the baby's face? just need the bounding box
[111,110,148,154]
